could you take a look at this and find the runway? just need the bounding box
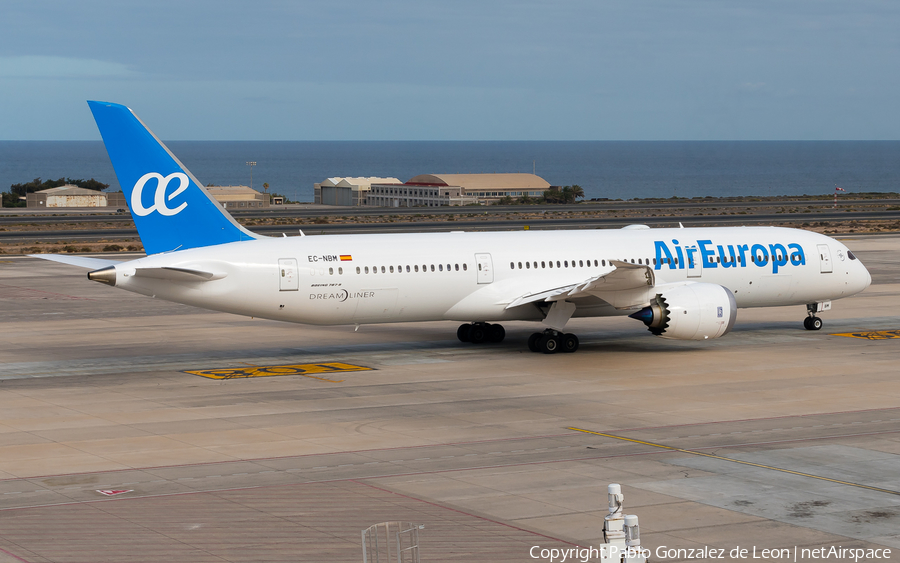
[0,235,898,561]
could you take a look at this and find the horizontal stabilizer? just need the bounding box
[133,266,225,282]
[29,254,121,270]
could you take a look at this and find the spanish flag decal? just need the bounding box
[340,255,352,261]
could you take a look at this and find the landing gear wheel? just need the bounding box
[528,332,541,352]
[468,323,487,343]
[457,323,471,342]
[487,323,506,343]
[561,333,579,353]
[539,334,560,354]
[803,316,823,331]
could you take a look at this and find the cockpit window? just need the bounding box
[847,250,858,260]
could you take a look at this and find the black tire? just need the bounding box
[539,334,559,354]
[487,323,506,343]
[803,317,812,330]
[469,324,487,344]
[811,317,823,330]
[527,332,541,352]
[561,333,579,353]
[457,323,471,342]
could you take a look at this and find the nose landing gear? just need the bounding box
[804,302,826,331]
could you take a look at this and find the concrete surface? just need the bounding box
[0,234,897,561]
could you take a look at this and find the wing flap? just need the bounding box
[505,261,656,310]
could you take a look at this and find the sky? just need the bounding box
[1,0,899,140]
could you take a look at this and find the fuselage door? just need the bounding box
[817,244,833,273]
[686,245,702,278]
[475,253,494,284]
[278,258,299,291]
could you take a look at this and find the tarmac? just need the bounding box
[0,234,898,562]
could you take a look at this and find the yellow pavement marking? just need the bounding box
[568,427,900,497]
[186,362,373,381]
[832,330,900,340]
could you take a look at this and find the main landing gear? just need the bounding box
[804,303,823,331]
[457,322,506,344]
[527,329,579,354]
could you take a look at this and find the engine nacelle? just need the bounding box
[629,283,737,340]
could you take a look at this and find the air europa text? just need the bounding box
[655,239,806,274]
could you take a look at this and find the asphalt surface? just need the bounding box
[3,210,900,244]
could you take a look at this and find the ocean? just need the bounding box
[2,141,899,203]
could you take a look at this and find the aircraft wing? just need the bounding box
[29,254,122,270]
[505,260,656,310]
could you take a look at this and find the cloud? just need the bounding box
[0,56,136,79]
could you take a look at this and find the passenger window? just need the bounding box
[556,261,561,268]
[415,265,419,272]
[602,260,606,266]
[579,260,584,267]
[329,267,333,275]
[356,267,361,274]
[381,266,385,273]
[447,264,451,271]
[430,264,435,272]
[455,264,459,271]
[594,260,598,266]
[541,261,546,268]
[510,262,515,269]
[463,263,467,271]
[339,267,343,275]
[406,265,410,272]
[518,262,522,269]
[564,261,568,267]
[439,264,443,271]
[637,259,642,265]
[365,266,369,274]
[526,262,530,269]
[549,261,553,268]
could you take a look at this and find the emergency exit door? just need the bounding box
[475,253,494,284]
[278,258,299,290]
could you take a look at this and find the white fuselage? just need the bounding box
[105,226,871,327]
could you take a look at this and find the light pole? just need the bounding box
[246,161,256,191]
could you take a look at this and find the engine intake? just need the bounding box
[629,283,737,340]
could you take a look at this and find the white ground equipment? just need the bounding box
[601,484,649,563]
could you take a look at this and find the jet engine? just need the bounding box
[629,283,737,340]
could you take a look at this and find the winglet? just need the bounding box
[87,101,260,255]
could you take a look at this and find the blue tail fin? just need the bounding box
[88,101,260,255]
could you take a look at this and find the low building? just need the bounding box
[315,177,401,206]
[27,186,127,208]
[366,173,550,207]
[205,185,270,209]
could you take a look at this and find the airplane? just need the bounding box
[32,101,872,354]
